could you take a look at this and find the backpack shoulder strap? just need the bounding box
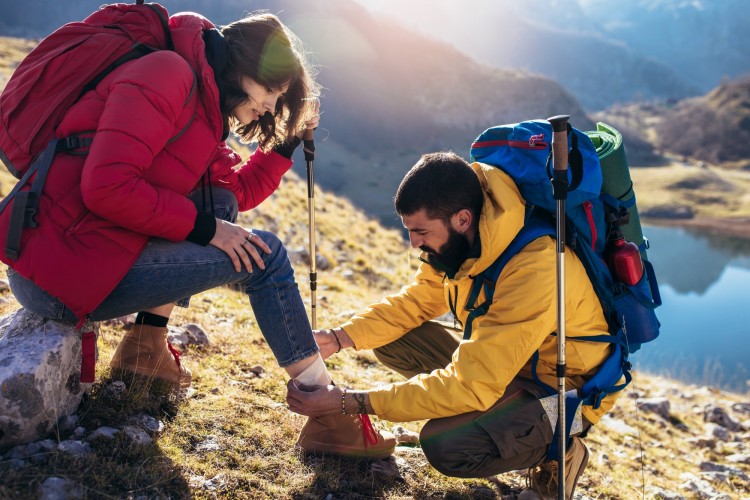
[463,213,555,339]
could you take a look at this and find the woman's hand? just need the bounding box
[295,100,320,138]
[314,328,353,360]
[286,380,340,417]
[209,219,270,272]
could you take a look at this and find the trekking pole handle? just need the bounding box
[548,115,569,172]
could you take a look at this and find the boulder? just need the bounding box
[0,308,95,452]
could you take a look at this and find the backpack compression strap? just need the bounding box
[0,136,93,260]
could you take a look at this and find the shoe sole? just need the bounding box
[298,440,395,460]
[111,363,192,389]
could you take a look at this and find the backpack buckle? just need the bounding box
[57,135,92,152]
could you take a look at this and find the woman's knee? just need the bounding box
[253,230,295,278]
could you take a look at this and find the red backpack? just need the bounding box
[0,1,184,260]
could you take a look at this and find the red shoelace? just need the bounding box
[166,340,182,369]
[358,414,380,447]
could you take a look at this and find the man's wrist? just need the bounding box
[334,328,355,349]
[343,389,374,415]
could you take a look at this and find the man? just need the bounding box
[287,152,618,499]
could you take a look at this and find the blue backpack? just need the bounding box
[467,120,662,457]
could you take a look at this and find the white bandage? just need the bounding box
[294,354,332,387]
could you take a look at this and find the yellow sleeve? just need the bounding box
[342,262,449,350]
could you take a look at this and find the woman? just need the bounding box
[0,10,394,458]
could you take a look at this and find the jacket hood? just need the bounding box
[453,163,526,280]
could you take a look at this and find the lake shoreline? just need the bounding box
[644,216,750,241]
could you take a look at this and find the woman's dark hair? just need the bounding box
[394,152,484,224]
[221,12,320,150]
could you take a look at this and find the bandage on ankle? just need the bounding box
[294,355,332,387]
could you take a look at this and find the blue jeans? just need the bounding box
[8,189,317,367]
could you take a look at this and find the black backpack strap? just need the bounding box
[4,138,58,259]
[2,135,94,260]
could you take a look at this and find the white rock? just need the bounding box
[57,440,91,459]
[0,309,95,452]
[392,425,419,444]
[122,425,152,446]
[130,414,164,437]
[38,477,85,500]
[636,397,671,419]
[88,426,120,441]
[703,404,742,431]
[705,423,731,442]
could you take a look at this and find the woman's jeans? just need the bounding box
[8,188,318,368]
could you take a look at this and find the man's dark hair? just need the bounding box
[394,151,484,223]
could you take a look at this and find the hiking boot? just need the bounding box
[297,412,396,459]
[109,323,191,388]
[518,437,590,500]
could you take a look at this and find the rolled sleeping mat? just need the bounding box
[585,122,648,260]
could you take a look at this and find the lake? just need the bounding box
[633,225,750,394]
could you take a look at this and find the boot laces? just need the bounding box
[526,459,557,497]
[166,340,182,369]
[358,414,379,448]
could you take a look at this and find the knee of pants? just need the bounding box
[252,230,294,278]
[419,421,487,478]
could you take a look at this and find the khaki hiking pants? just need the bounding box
[373,321,590,478]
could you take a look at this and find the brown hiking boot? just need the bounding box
[109,323,191,388]
[518,436,590,500]
[297,413,396,459]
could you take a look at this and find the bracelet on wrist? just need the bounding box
[331,329,342,353]
[341,388,347,415]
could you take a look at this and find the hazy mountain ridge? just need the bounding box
[355,0,749,111]
[655,77,750,165]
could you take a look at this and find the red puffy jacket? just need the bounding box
[0,13,294,319]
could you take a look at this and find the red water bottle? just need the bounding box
[606,229,644,286]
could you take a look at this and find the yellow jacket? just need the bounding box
[342,162,617,424]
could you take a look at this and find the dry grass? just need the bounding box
[0,167,748,499]
[1,36,749,499]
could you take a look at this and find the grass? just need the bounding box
[1,35,749,499]
[1,168,749,499]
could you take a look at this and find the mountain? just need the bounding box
[354,0,750,111]
[0,0,595,225]
[655,76,750,165]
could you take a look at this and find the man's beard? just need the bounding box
[421,226,471,273]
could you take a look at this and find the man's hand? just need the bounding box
[286,380,340,417]
[286,380,375,416]
[313,328,354,360]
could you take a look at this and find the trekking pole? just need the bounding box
[548,114,570,500]
[303,124,317,329]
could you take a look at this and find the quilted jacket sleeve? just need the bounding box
[342,262,450,350]
[207,144,294,212]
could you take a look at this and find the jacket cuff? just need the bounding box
[185,210,216,246]
[272,136,302,159]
